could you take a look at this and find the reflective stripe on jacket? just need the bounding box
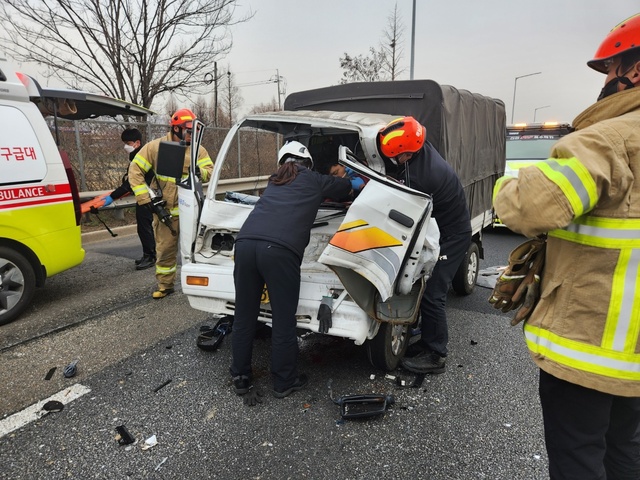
[493,87,640,396]
[127,132,213,213]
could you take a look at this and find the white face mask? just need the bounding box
[124,144,135,153]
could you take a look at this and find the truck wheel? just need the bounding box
[366,322,411,371]
[451,242,480,296]
[0,247,36,326]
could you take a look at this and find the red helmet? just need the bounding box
[171,108,196,128]
[378,116,426,158]
[588,13,640,73]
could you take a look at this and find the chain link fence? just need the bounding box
[51,118,281,192]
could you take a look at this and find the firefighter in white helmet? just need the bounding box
[128,108,214,299]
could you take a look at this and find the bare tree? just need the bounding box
[249,98,281,114]
[0,0,252,109]
[339,48,386,84]
[339,2,405,83]
[221,69,243,127]
[380,2,405,80]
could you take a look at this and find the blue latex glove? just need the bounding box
[102,195,114,207]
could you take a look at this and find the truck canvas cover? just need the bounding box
[284,80,506,222]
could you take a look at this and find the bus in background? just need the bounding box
[493,122,573,227]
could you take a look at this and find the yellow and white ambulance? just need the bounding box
[0,59,150,325]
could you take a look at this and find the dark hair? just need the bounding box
[121,128,142,143]
[270,157,312,185]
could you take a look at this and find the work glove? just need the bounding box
[317,302,332,334]
[242,386,263,407]
[488,236,546,325]
[102,195,114,207]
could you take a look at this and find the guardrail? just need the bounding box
[80,176,270,219]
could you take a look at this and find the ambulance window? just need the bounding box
[0,105,47,185]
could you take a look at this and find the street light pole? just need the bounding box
[410,0,416,80]
[533,105,551,123]
[511,71,542,124]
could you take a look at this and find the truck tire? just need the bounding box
[366,322,411,371]
[451,242,480,296]
[0,247,36,326]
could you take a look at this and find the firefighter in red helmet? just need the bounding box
[128,108,214,298]
[493,13,640,479]
[379,116,472,376]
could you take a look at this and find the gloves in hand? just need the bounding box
[102,195,114,207]
[242,386,263,407]
[489,236,546,325]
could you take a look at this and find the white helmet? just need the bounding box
[278,141,313,168]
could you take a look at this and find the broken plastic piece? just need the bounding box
[63,359,79,378]
[42,400,64,413]
[197,316,233,351]
[115,425,135,445]
[327,379,394,419]
[44,367,57,381]
[141,434,158,450]
[153,379,172,393]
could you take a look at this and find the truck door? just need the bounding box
[319,147,438,320]
[177,120,206,262]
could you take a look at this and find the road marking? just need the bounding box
[0,383,91,438]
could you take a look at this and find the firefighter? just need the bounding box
[493,13,640,479]
[378,116,471,375]
[128,108,214,299]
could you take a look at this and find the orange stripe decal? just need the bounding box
[337,219,369,232]
[330,226,403,253]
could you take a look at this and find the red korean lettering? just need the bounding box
[1,147,11,161]
[12,147,24,161]
[24,147,37,160]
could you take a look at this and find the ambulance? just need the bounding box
[0,59,151,325]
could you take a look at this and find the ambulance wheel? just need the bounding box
[0,247,36,326]
[366,322,411,371]
[452,242,479,296]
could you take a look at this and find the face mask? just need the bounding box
[597,68,635,101]
[124,144,135,153]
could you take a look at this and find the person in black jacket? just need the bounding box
[230,141,352,401]
[103,128,156,270]
[378,116,471,374]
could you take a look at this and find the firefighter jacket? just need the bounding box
[493,87,640,397]
[128,133,213,216]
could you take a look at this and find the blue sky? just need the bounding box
[225,1,640,123]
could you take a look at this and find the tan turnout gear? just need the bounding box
[128,132,213,293]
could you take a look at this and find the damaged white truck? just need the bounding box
[177,80,505,371]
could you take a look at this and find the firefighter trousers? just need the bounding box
[153,215,180,290]
[419,230,472,357]
[539,369,640,480]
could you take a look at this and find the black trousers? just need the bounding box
[419,230,471,356]
[539,369,640,480]
[135,203,155,257]
[231,239,301,390]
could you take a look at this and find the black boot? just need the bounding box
[134,255,144,265]
[136,255,156,270]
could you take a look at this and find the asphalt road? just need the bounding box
[0,227,550,480]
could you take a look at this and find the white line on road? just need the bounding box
[0,383,92,438]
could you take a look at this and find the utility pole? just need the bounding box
[214,62,218,127]
[276,69,281,110]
